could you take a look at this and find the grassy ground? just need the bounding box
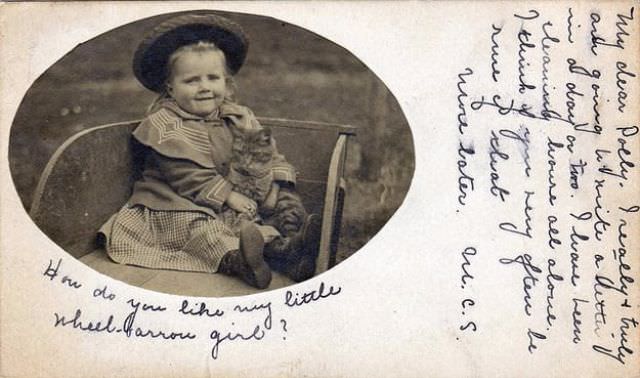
[8,11,415,263]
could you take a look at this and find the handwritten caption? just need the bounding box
[43,257,341,360]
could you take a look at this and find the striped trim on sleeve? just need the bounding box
[198,176,233,211]
[271,164,296,185]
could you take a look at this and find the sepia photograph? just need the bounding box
[1,2,639,377]
[8,10,415,297]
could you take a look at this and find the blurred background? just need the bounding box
[9,11,414,263]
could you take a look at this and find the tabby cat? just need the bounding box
[225,125,306,236]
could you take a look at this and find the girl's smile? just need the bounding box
[167,49,228,117]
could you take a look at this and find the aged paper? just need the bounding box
[1,1,638,377]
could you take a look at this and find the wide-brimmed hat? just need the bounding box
[133,12,249,93]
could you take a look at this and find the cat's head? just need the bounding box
[229,126,274,176]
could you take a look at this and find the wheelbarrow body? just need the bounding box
[29,117,355,296]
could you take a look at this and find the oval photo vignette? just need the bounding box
[8,10,415,297]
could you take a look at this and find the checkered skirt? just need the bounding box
[100,205,239,273]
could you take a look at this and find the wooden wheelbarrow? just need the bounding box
[29,117,355,297]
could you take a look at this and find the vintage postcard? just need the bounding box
[0,1,638,377]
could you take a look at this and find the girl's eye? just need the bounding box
[184,77,199,84]
[207,75,220,81]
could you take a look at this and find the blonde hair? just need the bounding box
[147,41,238,114]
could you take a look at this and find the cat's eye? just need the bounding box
[255,153,270,162]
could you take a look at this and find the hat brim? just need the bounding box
[133,13,248,93]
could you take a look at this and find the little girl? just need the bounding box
[99,13,319,289]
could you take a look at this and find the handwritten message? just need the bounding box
[454,4,638,366]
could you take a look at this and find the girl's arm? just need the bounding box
[270,139,297,187]
[262,138,296,212]
[263,181,280,211]
[152,150,256,213]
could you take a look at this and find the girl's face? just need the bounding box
[167,49,228,117]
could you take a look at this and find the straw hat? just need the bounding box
[133,13,249,92]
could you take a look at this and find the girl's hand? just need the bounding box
[227,191,257,215]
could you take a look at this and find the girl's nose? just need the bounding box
[198,79,214,92]
[197,83,212,92]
